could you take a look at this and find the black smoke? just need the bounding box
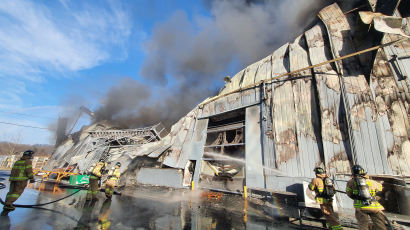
[93,0,333,129]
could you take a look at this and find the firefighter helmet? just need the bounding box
[99,158,106,163]
[314,167,326,175]
[115,162,121,167]
[23,150,35,157]
[352,165,366,176]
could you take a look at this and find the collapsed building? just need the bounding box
[46,0,410,215]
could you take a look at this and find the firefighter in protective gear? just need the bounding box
[3,150,35,211]
[346,165,387,230]
[104,162,121,199]
[86,159,107,200]
[308,167,343,230]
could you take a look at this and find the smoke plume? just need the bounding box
[93,77,213,128]
[93,0,333,129]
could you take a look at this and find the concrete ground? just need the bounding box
[0,172,408,229]
[0,172,292,229]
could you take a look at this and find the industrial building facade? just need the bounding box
[46,1,409,212]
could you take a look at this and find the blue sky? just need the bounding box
[0,0,210,145]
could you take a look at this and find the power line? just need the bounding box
[0,110,55,120]
[0,121,50,130]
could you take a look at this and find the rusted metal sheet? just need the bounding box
[319,3,390,175]
[305,24,351,175]
[370,46,410,175]
[289,35,323,178]
[245,105,265,189]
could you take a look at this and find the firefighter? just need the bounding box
[86,159,107,201]
[3,150,35,211]
[104,162,121,199]
[308,167,343,230]
[346,165,387,230]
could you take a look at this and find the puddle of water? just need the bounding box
[1,171,292,229]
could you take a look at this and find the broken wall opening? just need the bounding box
[199,109,246,193]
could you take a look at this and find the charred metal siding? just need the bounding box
[319,3,391,175]
[371,47,410,175]
[305,24,352,175]
[289,35,323,178]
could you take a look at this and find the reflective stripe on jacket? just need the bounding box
[308,174,331,204]
[108,168,121,181]
[9,157,33,181]
[92,162,105,178]
[346,177,384,211]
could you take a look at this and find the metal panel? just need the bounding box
[266,43,294,189]
[383,11,410,87]
[190,119,208,185]
[289,35,323,178]
[200,87,260,118]
[254,55,272,83]
[370,46,410,175]
[319,3,390,174]
[137,168,183,188]
[230,68,244,93]
[188,119,209,160]
[177,112,200,169]
[271,44,302,176]
[163,110,196,168]
[305,24,351,175]
[245,105,265,189]
[240,60,260,88]
[148,135,172,158]
[219,69,245,95]
[260,83,276,184]
[264,44,294,189]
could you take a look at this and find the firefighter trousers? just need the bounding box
[320,203,343,229]
[104,179,116,198]
[5,180,28,206]
[86,177,99,200]
[355,209,387,230]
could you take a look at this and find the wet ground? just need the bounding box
[0,171,293,230]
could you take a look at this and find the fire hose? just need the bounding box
[58,184,122,195]
[0,177,120,209]
[0,189,81,208]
